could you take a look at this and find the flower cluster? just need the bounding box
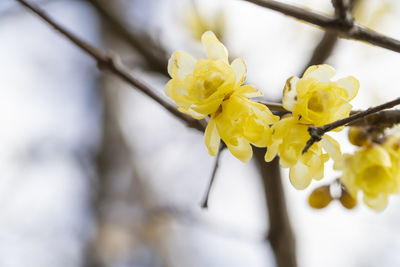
[338,128,400,211]
[166,31,278,162]
[165,31,400,211]
[266,65,358,189]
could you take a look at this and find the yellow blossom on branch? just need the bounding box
[165,31,277,162]
[282,64,359,127]
[265,115,341,189]
[165,31,253,119]
[340,135,400,211]
[205,93,279,162]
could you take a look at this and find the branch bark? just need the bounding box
[16,0,205,132]
[303,97,400,153]
[241,0,400,53]
[253,149,297,267]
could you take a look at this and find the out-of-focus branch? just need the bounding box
[301,0,358,75]
[86,0,168,75]
[253,149,297,267]
[348,109,400,128]
[303,97,400,153]
[16,0,206,132]
[241,0,400,53]
[201,145,225,209]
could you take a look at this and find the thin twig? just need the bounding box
[303,97,400,153]
[16,0,205,132]
[201,145,225,209]
[241,0,400,53]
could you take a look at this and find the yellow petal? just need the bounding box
[265,143,279,162]
[167,51,197,81]
[201,31,228,62]
[226,137,253,162]
[290,161,313,190]
[234,84,263,98]
[178,107,207,120]
[204,118,221,156]
[363,193,388,211]
[231,58,247,85]
[367,145,392,167]
[322,135,342,167]
[282,76,299,111]
[337,76,360,101]
[303,64,336,82]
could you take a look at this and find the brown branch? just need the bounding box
[241,0,400,53]
[331,0,354,26]
[201,145,225,209]
[303,97,400,153]
[16,0,205,132]
[301,0,358,74]
[253,149,297,267]
[348,109,400,128]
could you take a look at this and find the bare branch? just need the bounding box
[16,0,206,132]
[253,150,297,267]
[241,0,400,53]
[332,0,354,27]
[348,109,400,128]
[303,97,400,153]
[201,145,225,209]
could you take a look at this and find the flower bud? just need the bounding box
[308,185,333,209]
[339,189,357,209]
[348,127,369,147]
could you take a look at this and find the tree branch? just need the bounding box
[303,97,400,153]
[201,145,225,209]
[16,0,205,132]
[253,149,297,267]
[241,0,400,53]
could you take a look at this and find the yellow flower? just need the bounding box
[340,136,400,211]
[282,64,359,126]
[205,94,279,162]
[165,31,254,119]
[265,116,341,189]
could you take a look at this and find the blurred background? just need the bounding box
[1,0,400,266]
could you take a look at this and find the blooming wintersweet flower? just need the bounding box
[205,93,279,162]
[340,136,400,211]
[165,31,252,119]
[265,115,341,189]
[282,64,359,127]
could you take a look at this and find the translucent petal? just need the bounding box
[167,51,197,81]
[234,85,263,98]
[290,161,312,190]
[226,137,253,162]
[303,64,336,82]
[363,193,388,211]
[337,76,360,101]
[282,76,299,111]
[265,143,279,162]
[230,58,247,85]
[366,145,392,167]
[322,135,342,166]
[204,118,221,156]
[201,31,228,62]
[178,107,206,120]
[192,97,223,115]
